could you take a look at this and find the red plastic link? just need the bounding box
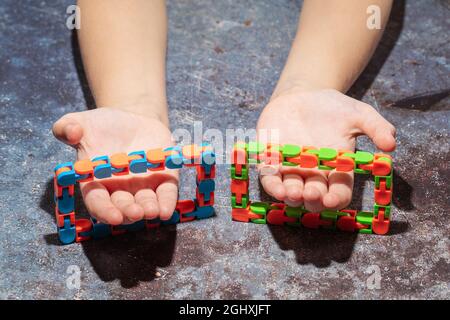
[196,190,214,207]
[301,213,333,229]
[267,209,297,225]
[372,208,390,235]
[336,215,368,232]
[75,218,92,242]
[108,224,125,236]
[53,176,74,198]
[230,179,248,204]
[176,199,196,222]
[359,154,392,176]
[374,179,392,205]
[196,164,216,180]
[55,206,75,228]
[145,220,161,229]
[232,148,247,166]
[232,206,262,222]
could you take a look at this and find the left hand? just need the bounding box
[256,88,396,212]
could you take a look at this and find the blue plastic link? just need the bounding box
[56,188,75,214]
[128,151,148,174]
[161,211,180,225]
[92,155,112,179]
[58,218,76,244]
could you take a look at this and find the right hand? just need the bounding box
[53,108,179,225]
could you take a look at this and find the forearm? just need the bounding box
[77,0,168,124]
[273,0,392,97]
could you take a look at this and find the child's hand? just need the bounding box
[53,108,178,225]
[256,88,396,212]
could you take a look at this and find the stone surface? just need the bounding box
[0,0,449,299]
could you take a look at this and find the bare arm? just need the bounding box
[274,0,393,96]
[77,0,168,124]
[257,0,396,213]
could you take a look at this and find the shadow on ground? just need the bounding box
[40,178,177,289]
[259,168,411,267]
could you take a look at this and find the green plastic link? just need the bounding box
[282,161,298,167]
[378,156,392,165]
[354,168,371,174]
[268,144,282,153]
[250,202,270,224]
[248,142,265,155]
[320,210,349,229]
[307,147,338,161]
[248,158,262,164]
[283,206,305,227]
[374,204,391,218]
[343,151,374,164]
[305,148,336,170]
[282,144,301,158]
[318,164,334,170]
[321,210,348,221]
[375,172,393,189]
[231,194,249,209]
[356,211,373,234]
[234,141,248,150]
[342,151,373,174]
[230,164,248,180]
[285,206,305,218]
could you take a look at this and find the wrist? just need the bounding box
[97,94,170,126]
[272,76,345,100]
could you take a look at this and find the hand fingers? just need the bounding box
[355,102,396,152]
[52,113,84,146]
[155,179,178,220]
[260,172,286,200]
[323,170,354,210]
[282,173,304,207]
[111,190,144,223]
[80,181,123,225]
[134,188,160,220]
[303,173,328,212]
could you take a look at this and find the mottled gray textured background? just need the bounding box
[0,0,449,299]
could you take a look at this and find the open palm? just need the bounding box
[53,108,178,225]
[257,89,396,212]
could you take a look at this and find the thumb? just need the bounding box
[354,102,396,152]
[52,113,84,146]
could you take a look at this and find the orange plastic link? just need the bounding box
[322,151,355,172]
[286,152,318,168]
[182,144,202,160]
[73,159,95,182]
[146,148,166,164]
[55,166,70,177]
[358,154,392,176]
[372,208,390,235]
